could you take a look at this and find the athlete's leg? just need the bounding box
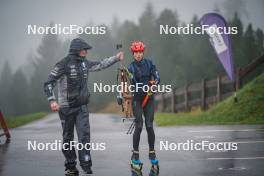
[143,98,156,159]
[132,99,143,159]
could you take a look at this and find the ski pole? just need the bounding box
[127,120,135,134]
[129,122,135,134]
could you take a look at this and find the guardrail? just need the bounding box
[156,54,264,113]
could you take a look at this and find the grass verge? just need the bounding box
[1,112,48,129]
[155,73,264,126]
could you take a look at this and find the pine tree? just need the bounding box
[8,69,30,116]
[138,2,157,56]
[29,23,63,112]
[229,12,244,68]
[155,8,181,84]
[0,61,13,116]
[243,24,258,64]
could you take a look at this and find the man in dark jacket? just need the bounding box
[44,38,124,175]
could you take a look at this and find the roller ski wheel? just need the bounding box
[149,159,159,176]
[130,159,143,176]
[65,167,79,176]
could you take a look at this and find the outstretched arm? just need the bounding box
[88,52,124,72]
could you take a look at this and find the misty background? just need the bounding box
[0,0,263,116]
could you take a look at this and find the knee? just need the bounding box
[77,127,90,142]
[63,132,74,142]
[146,126,154,133]
[135,118,143,128]
[145,121,154,129]
[135,122,143,133]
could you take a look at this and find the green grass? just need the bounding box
[155,73,264,126]
[1,112,48,129]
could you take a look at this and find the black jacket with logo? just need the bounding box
[44,38,119,107]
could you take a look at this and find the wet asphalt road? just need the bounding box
[0,113,264,176]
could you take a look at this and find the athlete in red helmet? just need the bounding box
[128,41,160,176]
[130,41,145,53]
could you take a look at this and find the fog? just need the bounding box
[0,0,263,71]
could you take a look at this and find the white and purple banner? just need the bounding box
[200,13,235,81]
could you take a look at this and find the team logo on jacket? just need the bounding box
[69,65,77,78]
[82,62,86,68]
[82,62,87,71]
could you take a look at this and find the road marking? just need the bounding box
[188,129,264,133]
[218,167,246,171]
[194,135,215,139]
[208,140,264,144]
[232,140,264,144]
[207,157,264,160]
[205,150,228,153]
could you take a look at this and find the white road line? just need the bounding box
[207,157,264,160]
[205,150,228,153]
[218,167,246,170]
[188,129,264,133]
[194,136,215,139]
[208,140,264,144]
[232,140,264,144]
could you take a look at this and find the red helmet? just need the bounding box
[130,41,145,53]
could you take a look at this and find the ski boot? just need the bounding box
[65,167,79,176]
[130,150,143,176]
[131,159,143,176]
[149,150,159,176]
[81,166,93,175]
[81,160,93,175]
[149,159,159,176]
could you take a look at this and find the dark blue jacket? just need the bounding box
[128,58,160,100]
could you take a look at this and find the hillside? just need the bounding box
[155,73,264,126]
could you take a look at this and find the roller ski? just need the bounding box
[81,166,93,175]
[130,150,143,176]
[149,159,159,176]
[149,150,159,176]
[130,159,143,176]
[65,167,79,176]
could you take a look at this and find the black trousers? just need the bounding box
[132,98,155,152]
[58,105,92,169]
